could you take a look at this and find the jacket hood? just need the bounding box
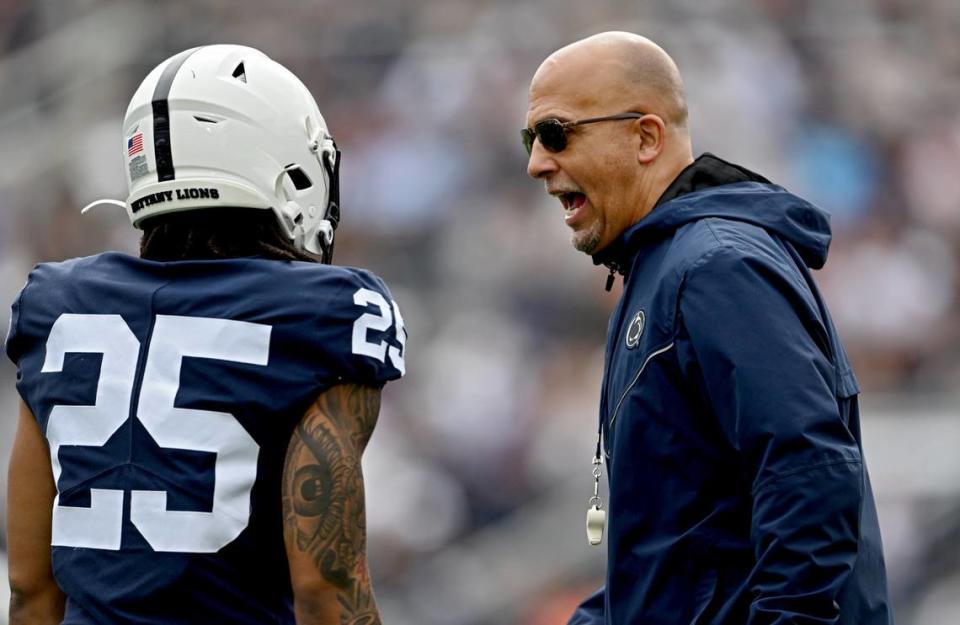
[593,153,832,273]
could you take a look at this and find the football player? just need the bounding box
[5,45,406,625]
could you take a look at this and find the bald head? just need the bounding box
[525,33,695,256]
[530,31,688,128]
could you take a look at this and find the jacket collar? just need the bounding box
[592,153,769,280]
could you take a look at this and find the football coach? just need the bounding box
[523,32,893,624]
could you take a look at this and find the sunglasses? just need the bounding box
[521,112,645,155]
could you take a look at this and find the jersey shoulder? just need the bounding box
[256,261,408,385]
[277,262,395,305]
[4,253,120,363]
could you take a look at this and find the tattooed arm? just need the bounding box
[283,383,383,625]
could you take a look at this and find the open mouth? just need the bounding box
[559,192,586,211]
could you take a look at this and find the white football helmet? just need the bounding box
[118,45,341,261]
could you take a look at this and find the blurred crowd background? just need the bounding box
[1,0,958,623]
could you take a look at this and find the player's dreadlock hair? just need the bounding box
[139,207,321,263]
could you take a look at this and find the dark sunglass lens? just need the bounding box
[521,129,535,155]
[536,120,567,153]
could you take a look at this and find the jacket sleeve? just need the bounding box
[678,243,862,624]
[567,586,605,625]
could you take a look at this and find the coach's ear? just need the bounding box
[634,114,665,165]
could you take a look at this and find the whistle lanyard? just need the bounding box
[591,418,604,507]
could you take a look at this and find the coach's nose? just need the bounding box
[527,140,559,180]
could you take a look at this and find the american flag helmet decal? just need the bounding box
[127,133,143,156]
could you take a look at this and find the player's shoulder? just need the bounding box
[18,252,130,297]
[25,252,102,280]
[6,252,127,361]
[264,261,407,382]
[272,260,394,300]
[250,261,402,333]
[323,263,392,293]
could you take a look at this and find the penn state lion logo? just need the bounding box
[625,310,645,349]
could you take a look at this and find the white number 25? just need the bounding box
[42,314,270,553]
[351,288,406,375]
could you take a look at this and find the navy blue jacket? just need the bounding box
[570,155,892,624]
[5,253,406,624]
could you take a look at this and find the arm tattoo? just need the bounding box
[283,384,382,625]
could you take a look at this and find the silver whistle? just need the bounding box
[586,456,606,545]
[586,504,606,545]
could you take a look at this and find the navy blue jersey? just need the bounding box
[5,252,407,625]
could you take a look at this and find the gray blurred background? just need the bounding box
[0,0,958,623]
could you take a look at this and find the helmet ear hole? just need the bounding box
[284,166,312,191]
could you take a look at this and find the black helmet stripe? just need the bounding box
[151,47,203,182]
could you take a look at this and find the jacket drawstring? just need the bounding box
[605,266,616,292]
